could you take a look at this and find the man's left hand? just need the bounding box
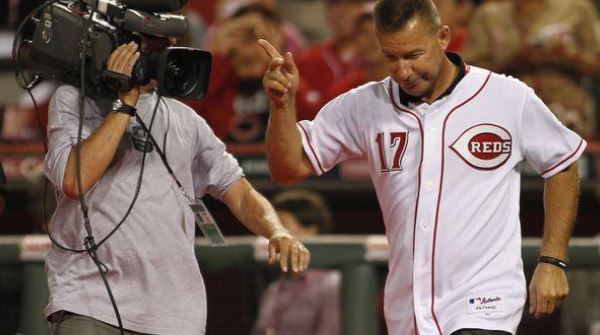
[268,231,310,273]
[528,262,569,318]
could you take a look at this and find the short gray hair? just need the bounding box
[374,0,442,33]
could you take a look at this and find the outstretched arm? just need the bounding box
[259,39,314,185]
[529,162,580,318]
[223,178,310,273]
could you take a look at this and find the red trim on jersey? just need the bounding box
[414,315,419,335]
[298,123,326,175]
[540,138,584,177]
[388,80,424,334]
[431,71,492,334]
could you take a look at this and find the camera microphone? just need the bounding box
[122,11,188,38]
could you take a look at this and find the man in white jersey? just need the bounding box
[44,38,310,335]
[260,0,584,334]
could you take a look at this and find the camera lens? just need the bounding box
[164,53,199,97]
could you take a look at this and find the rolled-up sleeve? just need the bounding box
[44,85,93,192]
[192,115,243,201]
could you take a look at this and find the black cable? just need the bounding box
[15,2,147,333]
[31,86,161,333]
[96,92,161,247]
[13,0,88,254]
[14,3,165,333]
[75,7,129,334]
[12,0,61,90]
[26,89,47,152]
[76,8,93,239]
[133,94,186,192]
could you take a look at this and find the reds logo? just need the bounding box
[450,124,512,170]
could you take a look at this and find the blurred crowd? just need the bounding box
[0,0,598,144]
[4,0,598,200]
[0,0,598,227]
[0,1,599,334]
[0,0,597,217]
[186,0,600,145]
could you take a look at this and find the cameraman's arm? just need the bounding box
[62,42,140,199]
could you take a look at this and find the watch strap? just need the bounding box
[113,99,136,117]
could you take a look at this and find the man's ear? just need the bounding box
[437,25,451,51]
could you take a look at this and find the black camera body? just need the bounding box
[18,0,211,100]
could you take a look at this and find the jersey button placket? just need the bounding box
[412,112,443,333]
[424,181,434,192]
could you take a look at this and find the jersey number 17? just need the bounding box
[375,132,408,172]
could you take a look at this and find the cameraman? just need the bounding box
[44,39,310,334]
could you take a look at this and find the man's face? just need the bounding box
[376,16,450,98]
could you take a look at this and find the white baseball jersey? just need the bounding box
[297,62,586,334]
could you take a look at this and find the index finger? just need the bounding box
[268,240,277,265]
[258,39,282,59]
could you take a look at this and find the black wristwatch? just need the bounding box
[112,98,136,117]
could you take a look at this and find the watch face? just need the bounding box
[112,99,123,111]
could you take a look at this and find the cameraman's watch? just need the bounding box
[112,98,136,117]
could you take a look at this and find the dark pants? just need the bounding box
[49,311,150,335]
[451,329,512,335]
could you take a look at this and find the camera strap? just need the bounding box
[135,95,226,246]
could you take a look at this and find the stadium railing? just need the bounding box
[1,235,599,335]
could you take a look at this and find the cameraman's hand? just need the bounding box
[268,230,310,273]
[107,42,141,106]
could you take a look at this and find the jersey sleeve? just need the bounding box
[520,88,587,178]
[192,115,244,200]
[297,90,365,176]
[44,85,94,192]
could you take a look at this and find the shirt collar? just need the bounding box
[399,52,467,107]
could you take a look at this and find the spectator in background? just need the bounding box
[205,0,306,54]
[295,0,367,120]
[252,190,340,335]
[463,0,600,139]
[187,2,287,143]
[325,2,388,100]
